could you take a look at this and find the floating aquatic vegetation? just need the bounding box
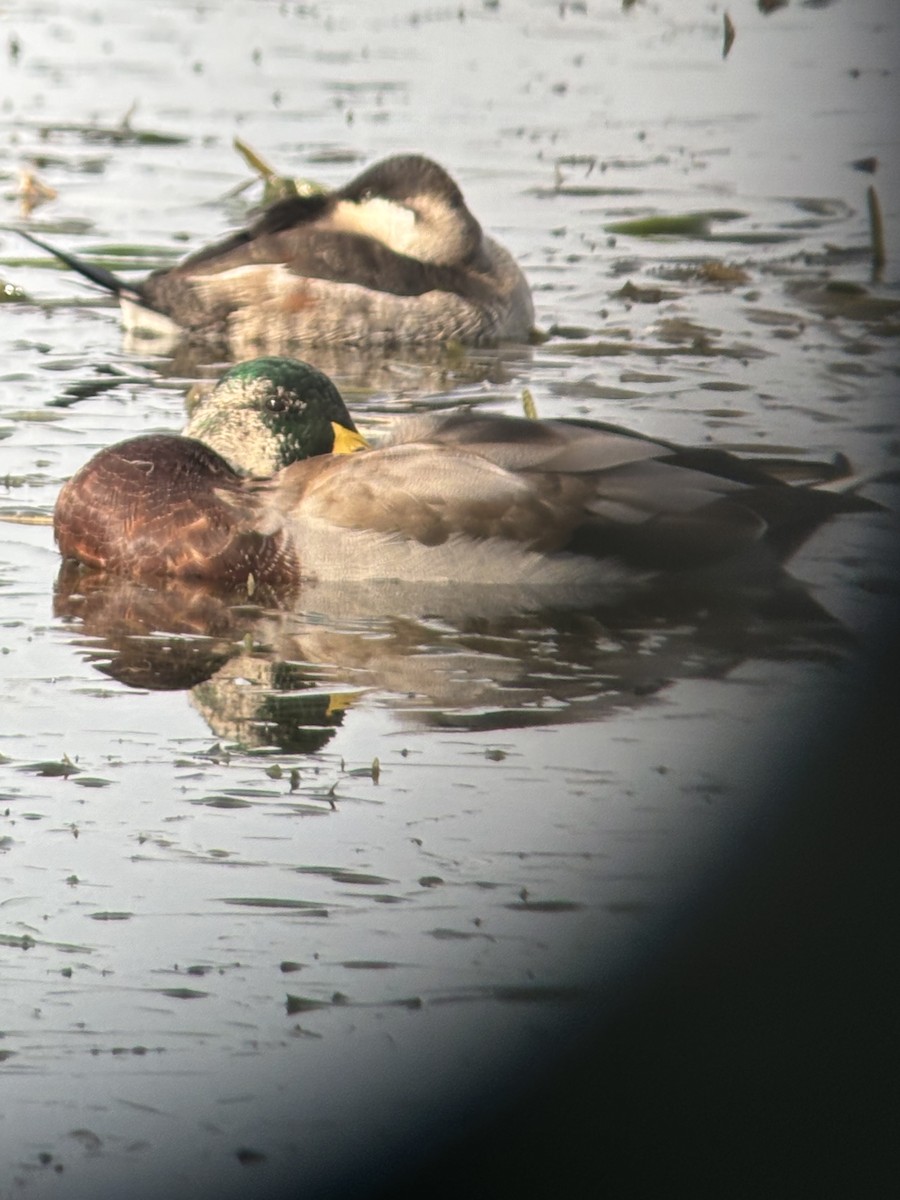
[222,897,330,912]
[606,212,719,239]
[19,757,80,777]
[786,278,900,329]
[293,865,393,886]
[850,156,878,175]
[867,185,886,275]
[0,932,36,950]
[25,102,187,147]
[232,136,328,205]
[505,896,583,913]
[668,259,751,286]
[192,795,253,809]
[16,167,57,216]
[614,280,681,304]
[285,993,329,1014]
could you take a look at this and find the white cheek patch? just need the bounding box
[330,196,418,255]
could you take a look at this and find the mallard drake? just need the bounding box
[54,357,878,599]
[20,154,534,353]
[182,356,368,475]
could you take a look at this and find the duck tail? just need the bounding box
[14,228,138,299]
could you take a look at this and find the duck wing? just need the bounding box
[268,430,757,569]
[270,442,590,553]
[270,415,877,573]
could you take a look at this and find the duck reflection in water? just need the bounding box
[53,557,856,750]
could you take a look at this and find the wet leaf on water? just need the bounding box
[48,378,128,407]
[614,280,680,304]
[657,260,750,286]
[505,899,584,913]
[191,796,252,809]
[236,1147,267,1166]
[222,897,330,913]
[0,933,36,949]
[293,866,393,885]
[31,119,187,146]
[850,156,878,174]
[428,928,494,941]
[605,213,715,239]
[338,871,392,886]
[6,410,66,424]
[788,280,900,326]
[16,168,57,217]
[280,961,305,973]
[73,776,112,788]
[722,12,736,59]
[221,788,281,798]
[618,369,679,383]
[286,993,329,1014]
[791,197,852,220]
[340,960,398,970]
[0,509,53,525]
[545,323,594,340]
[697,381,750,392]
[418,876,444,888]
[69,1129,102,1153]
[0,1049,16,1062]
[88,911,132,921]
[20,758,80,777]
[867,185,886,274]
[159,987,208,1000]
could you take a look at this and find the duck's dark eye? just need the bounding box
[266,393,294,415]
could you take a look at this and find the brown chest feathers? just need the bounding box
[54,435,298,588]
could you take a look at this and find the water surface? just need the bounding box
[0,3,897,1197]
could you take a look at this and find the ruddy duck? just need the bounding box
[21,155,535,354]
[54,358,878,598]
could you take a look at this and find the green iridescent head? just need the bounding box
[184,357,366,476]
